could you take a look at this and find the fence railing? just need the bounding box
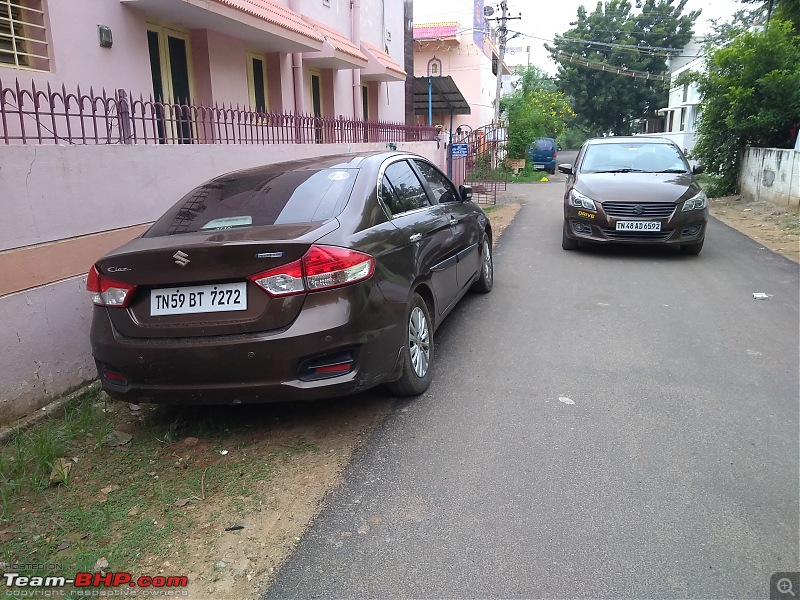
[0,78,437,146]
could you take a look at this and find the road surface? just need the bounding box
[264,177,799,599]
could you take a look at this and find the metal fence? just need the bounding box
[447,124,508,204]
[0,78,437,146]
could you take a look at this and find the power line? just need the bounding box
[555,52,669,81]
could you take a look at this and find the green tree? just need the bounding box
[502,65,574,158]
[549,0,698,135]
[684,19,800,195]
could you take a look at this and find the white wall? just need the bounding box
[739,148,800,210]
[0,141,440,425]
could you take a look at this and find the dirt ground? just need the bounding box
[708,194,799,263]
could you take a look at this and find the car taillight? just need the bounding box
[248,259,305,296]
[86,265,136,308]
[248,245,375,297]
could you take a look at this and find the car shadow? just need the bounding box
[572,241,699,261]
[130,388,396,441]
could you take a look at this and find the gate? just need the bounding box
[447,124,509,205]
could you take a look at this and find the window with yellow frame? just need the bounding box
[246,51,269,113]
[0,0,50,71]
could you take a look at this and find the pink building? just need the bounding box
[0,0,443,424]
[0,0,408,121]
[412,11,508,134]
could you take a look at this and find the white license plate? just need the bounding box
[616,221,661,231]
[150,282,247,316]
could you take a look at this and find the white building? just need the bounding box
[640,38,705,154]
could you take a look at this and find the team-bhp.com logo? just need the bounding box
[3,571,189,594]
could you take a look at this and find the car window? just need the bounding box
[535,138,554,151]
[581,143,689,173]
[145,168,357,236]
[413,160,459,204]
[381,161,431,215]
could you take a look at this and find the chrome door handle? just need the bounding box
[409,233,423,243]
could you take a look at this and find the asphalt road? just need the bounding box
[264,177,800,599]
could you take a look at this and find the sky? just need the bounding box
[505,0,745,72]
[415,0,748,74]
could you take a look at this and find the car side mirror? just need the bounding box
[557,163,573,175]
[692,164,705,175]
[459,184,473,202]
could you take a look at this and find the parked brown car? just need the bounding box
[559,137,708,254]
[87,152,493,403]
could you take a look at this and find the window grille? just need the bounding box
[0,0,50,71]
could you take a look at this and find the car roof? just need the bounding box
[210,151,428,182]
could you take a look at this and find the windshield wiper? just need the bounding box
[593,168,644,173]
[653,169,689,173]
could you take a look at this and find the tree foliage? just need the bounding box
[686,19,800,195]
[549,0,698,135]
[501,66,575,158]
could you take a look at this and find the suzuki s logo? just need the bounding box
[633,204,645,216]
[173,251,190,267]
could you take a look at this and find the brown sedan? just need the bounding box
[87,152,492,404]
[559,137,708,254]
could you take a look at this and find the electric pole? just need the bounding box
[488,1,521,125]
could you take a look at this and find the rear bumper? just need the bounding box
[90,285,405,404]
[530,158,557,172]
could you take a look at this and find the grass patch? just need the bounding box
[0,390,320,597]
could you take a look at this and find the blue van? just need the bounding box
[527,137,557,174]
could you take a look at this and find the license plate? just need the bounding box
[150,282,247,316]
[615,221,661,231]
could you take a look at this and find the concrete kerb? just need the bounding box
[0,380,101,445]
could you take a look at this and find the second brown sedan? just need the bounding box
[559,137,708,254]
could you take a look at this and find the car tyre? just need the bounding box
[386,293,433,396]
[471,234,493,293]
[680,240,704,255]
[562,222,579,250]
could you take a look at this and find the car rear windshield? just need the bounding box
[145,168,357,237]
[534,138,554,151]
[581,142,689,174]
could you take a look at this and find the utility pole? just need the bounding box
[488,1,521,125]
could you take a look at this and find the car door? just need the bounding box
[412,159,481,291]
[380,159,459,314]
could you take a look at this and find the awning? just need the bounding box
[302,16,369,70]
[119,0,324,53]
[412,76,471,115]
[360,40,406,82]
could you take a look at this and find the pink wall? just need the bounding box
[205,30,249,107]
[0,0,153,94]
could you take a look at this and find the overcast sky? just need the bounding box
[503,0,745,72]
[416,0,747,74]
